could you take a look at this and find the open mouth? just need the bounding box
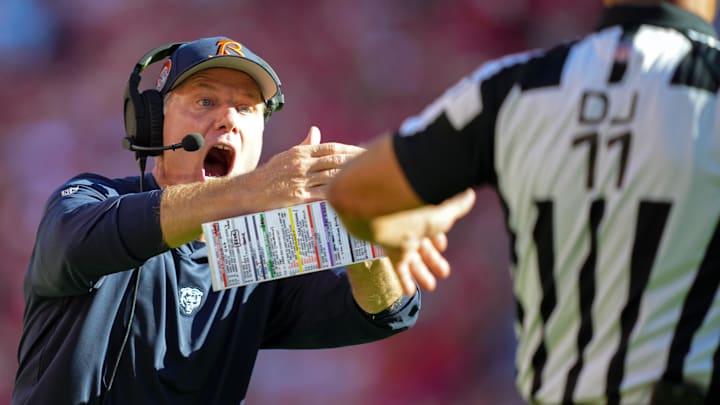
[204,144,234,177]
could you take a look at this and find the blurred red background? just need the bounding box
[0,1,611,403]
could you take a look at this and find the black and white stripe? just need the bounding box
[393,4,720,404]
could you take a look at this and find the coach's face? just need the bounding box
[153,68,266,188]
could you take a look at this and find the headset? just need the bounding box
[123,43,183,160]
[122,41,285,163]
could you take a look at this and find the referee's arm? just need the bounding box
[328,135,475,294]
[329,133,474,243]
[328,135,422,239]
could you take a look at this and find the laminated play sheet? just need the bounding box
[202,200,385,291]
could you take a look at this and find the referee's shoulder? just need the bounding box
[479,36,582,91]
[488,35,583,74]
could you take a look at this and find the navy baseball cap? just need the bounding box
[154,36,283,110]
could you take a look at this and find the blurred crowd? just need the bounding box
[0,0,605,403]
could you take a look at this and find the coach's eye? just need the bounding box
[198,98,213,107]
[237,105,255,114]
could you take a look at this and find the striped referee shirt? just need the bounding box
[392,4,720,404]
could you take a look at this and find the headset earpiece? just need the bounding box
[137,89,165,155]
[123,42,184,159]
[264,91,285,122]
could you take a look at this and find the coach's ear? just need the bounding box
[300,126,321,145]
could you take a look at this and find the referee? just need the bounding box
[329,0,720,403]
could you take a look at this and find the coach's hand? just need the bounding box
[251,126,365,209]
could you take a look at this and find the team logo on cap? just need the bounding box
[60,185,80,197]
[215,39,245,57]
[155,60,172,91]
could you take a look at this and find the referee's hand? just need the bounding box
[378,189,476,295]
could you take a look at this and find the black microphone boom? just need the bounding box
[123,133,204,153]
[180,133,203,151]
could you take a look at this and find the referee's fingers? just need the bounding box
[418,237,450,279]
[395,259,418,297]
[430,233,448,252]
[427,189,476,235]
[408,251,437,292]
[385,247,418,296]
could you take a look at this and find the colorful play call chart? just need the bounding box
[202,200,385,291]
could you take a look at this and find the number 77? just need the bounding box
[572,131,631,190]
